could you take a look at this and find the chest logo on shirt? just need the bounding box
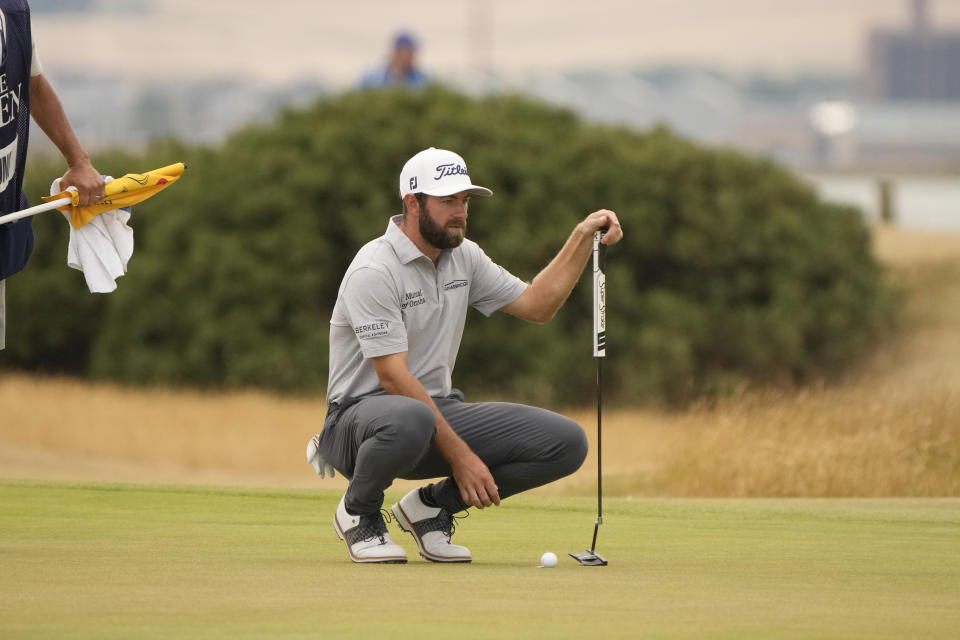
[400,288,426,309]
[443,279,468,291]
[354,321,390,340]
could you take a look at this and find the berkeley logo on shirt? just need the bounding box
[443,279,468,291]
[354,321,390,340]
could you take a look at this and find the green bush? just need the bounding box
[2,87,896,406]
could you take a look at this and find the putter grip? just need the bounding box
[596,226,608,270]
[593,230,606,357]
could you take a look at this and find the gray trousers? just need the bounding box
[318,390,588,515]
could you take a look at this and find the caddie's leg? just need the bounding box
[319,395,437,514]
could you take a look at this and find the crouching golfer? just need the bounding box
[307,147,623,563]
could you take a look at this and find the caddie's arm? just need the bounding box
[371,352,501,509]
[29,74,104,207]
[501,209,623,323]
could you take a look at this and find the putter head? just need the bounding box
[569,550,608,566]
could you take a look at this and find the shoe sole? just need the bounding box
[390,502,472,563]
[333,514,407,564]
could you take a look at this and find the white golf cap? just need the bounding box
[399,147,493,198]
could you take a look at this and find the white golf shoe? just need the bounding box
[333,495,407,564]
[391,488,472,563]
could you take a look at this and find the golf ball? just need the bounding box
[540,551,558,568]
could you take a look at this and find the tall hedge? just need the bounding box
[2,87,896,405]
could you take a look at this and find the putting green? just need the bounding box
[1,480,958,639]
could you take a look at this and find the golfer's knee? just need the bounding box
[387,400,437,451]
[555,417,589,475]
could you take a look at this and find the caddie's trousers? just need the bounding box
[317,390,588,515]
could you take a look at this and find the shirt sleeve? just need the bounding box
[339,266,408,358]
[467,242,528,317]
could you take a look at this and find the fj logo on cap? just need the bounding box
[434,163,469,180]
[409,177,417,190]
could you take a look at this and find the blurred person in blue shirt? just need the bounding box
[360,32,429,90]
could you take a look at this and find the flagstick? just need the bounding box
[0,197,71,225]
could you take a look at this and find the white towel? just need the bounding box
[51,177,134,294]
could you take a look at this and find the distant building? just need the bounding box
[865,0,960,102]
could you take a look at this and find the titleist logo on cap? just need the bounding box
[434,163,469,180]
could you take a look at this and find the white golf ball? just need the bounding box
[540,551,558,568]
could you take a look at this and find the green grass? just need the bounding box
[1,480,958,639]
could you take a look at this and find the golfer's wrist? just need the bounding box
[437,432,473,463]
[575,221,593,238]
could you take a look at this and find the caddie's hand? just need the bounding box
[452,450,500,509]
[60,161,106,208]
[580,209,624,245]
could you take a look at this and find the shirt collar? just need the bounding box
[385,215,428,265]
[385,215,456,268]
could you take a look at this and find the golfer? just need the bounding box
[308,147,623,563]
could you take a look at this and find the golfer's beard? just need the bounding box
[420,211,466,250]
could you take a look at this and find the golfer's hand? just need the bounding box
[581,209,623,245]
[452,451,500,509]
[61,162,106,207]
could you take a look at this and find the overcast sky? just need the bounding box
[31,0,960,87]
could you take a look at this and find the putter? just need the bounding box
[570,228,608,567]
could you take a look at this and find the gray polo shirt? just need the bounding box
[327,215,528,404]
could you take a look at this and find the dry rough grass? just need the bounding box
[0,378,334,488]
[1,225,958,496]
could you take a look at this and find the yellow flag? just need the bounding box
[42,163,187,229]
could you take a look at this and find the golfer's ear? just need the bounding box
[403,193,421,216]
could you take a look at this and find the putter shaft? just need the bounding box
[593,354,603,552]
